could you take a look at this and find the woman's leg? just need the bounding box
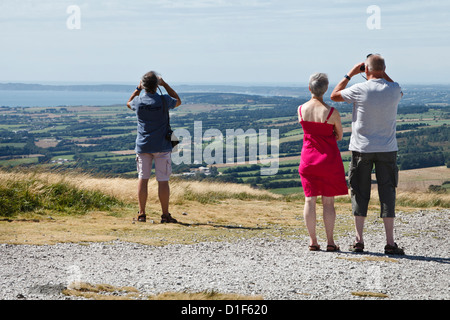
[322,196,337,247]
[304,196,318,247]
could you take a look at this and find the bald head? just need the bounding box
[366,54,386,72]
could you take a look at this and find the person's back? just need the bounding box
[330,54,406,255]
[297,72,347,252]
[298,99,344,140]
[126,71,182,224]
[133,92,176,154]
[300,100,334,123]
[342,78,402,152]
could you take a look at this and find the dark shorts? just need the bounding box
[349,151,399,218]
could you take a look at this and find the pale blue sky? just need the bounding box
[0,0,449,85]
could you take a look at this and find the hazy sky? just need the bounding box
[0,0,449,85]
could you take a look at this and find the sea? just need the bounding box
[1,84,449,108]
[0,90,131,108]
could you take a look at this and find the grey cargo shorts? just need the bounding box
[349,151,399,218]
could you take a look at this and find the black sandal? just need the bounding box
[384,243,405,255]
[137,212,146,222]
[161,213,178,224]
[350,242,364,253]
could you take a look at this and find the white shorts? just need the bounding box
[136,152,172,181]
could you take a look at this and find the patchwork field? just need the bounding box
[0,89,448,196]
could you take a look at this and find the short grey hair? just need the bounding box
[309,73,329,97]
[366,54,385,72]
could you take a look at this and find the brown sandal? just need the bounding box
[326,245,340,252]
[308,245,321,251]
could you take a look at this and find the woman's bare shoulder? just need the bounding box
[326,105,341,124]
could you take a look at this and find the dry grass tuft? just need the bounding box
[396,191,450,208]
[149,290,263,300]
[351,291,389,298]
[62,282,262,300]
[337,256,399,263]
[62,282,140,300]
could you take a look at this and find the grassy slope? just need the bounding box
[0,169,448,246]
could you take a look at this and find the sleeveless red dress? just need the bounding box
[298,106,348,197]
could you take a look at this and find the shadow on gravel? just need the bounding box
[176,222,269,230]
[347,251,450,264]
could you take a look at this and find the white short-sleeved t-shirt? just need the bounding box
[341,78,402,153]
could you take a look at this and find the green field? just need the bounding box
[0,90,449,194]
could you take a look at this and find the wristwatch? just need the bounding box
[344,75,351,81]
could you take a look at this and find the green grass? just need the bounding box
[182,188,277,204]
[270,187,303,195]
[0,157,40,166]
[0,178,124,218]
[0,143,26,148]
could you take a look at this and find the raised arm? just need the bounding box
[159,78,182,108]
[330,63,365,102]
[127,82,142,109]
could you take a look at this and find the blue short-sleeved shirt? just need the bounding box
[130,92,177,154]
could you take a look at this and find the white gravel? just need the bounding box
[1,209,448,300]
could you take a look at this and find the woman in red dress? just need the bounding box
[298,73,348,252]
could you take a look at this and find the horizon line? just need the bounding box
[1,81,450,87]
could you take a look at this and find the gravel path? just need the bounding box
[1,209,448,300]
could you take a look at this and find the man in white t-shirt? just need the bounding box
[331,54,405,255]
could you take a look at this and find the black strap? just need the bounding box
[158,87,172,132]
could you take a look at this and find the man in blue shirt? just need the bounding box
[127,71,182,223]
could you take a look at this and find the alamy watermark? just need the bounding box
[366,266,383,291]
[66,265,82,289]
[172,121,280,176]
[367,5,381,30]
[66,5,81,30]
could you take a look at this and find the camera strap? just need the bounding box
[158,87,174,132]
[158,87,179,148]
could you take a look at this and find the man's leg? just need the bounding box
[154,152,176,222]
[354,216,365,244]
[383,217,395,246]
[136,153,153,220]
[374,152,398,246]
[138,178,149,215]
[349,152,374,245]
[158,181,170,216]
